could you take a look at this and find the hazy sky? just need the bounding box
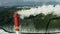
[0,0,60,6]
[14,0,60,2]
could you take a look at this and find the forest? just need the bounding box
[0,7,60,33]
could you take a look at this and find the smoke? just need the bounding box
[17,5,60,19]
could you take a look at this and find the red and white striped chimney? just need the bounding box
[13,13,20,34]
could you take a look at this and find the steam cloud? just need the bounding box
[17,5,60,19]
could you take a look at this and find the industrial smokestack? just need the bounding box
[13,13,20,34]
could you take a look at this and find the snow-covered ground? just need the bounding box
[0,29,15,34]
[0,29,60,34]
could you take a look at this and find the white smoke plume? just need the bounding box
[17,5,60,19]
